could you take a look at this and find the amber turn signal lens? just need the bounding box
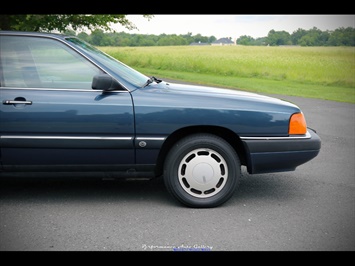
[289,112,307,135]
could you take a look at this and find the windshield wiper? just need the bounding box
[152,76,162,83]
[142,76,162,87]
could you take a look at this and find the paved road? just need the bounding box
[0,92,354,251]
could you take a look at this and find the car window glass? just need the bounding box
[66,37,149,88]
[0,35,102,89]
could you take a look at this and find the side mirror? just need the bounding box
[92,74,125,91]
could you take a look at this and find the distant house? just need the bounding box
[212,37,235,46]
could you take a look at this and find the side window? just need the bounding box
[0,35,102,89]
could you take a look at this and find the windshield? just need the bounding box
[66,37,149,88]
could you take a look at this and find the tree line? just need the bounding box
[239,27,355,46]
[72,27,355,47]
[1,15,354,46]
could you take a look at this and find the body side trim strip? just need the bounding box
[240,131,311,140]
[1,136,132,140]
[136,137,166,141]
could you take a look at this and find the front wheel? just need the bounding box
[164,134,241,208]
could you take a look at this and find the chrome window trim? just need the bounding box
[0,87,130,93]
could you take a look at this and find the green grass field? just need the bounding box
[99,45,355,103]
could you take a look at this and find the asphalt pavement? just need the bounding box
[0,92,354,251]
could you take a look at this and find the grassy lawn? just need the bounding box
[135,67,353,103]
[100,45,355,103]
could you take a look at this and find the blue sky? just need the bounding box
[113,15,355,40]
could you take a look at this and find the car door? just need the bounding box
[0,34,135,172]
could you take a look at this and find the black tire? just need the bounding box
[164,133,241,208]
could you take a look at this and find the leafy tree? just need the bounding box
[192,33,209,44]
[181,32,194,44]
[237,35,255,45]
[327,27,355,46]
[291,28,307,45]
[90,29,114,46]
[208,36,217,43]
[298,27,326,46]
[157,35,188,46]
[253,37,267,46]
[77,32,91,43]
[266,30,292,46]
[0,14,153,33]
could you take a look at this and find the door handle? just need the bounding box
[3,100,32,105]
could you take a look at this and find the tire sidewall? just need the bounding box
[164,134,240,208]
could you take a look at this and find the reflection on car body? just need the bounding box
[0,31,321,207]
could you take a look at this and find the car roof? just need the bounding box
[0,30,70,40]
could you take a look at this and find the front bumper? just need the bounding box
[241,128,321,174]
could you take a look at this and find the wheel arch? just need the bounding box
[154,126,247,177]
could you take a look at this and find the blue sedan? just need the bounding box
[0,31,321,207]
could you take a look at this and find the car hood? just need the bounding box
[156,81,299,110]
[166,81,269,97]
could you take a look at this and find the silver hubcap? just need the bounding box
[178,148,228,198]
